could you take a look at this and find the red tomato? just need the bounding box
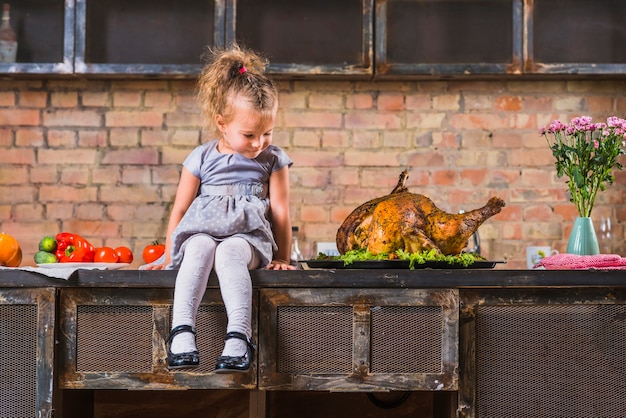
[115,246,134,263]
[143,241,166,264]
[94,247,119,263]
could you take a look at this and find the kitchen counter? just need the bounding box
[2,267,626,418]
[1,265,626,288]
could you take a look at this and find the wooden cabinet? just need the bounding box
[5,268,626,417]
[258,288,459,392]
[54,285,458,417]
[3,0,626,78]
[459,288,626,418]
[0,288,55,417]
[56,286,458,393]
[58,288,256,390]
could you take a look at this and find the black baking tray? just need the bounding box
[303,260,506,269]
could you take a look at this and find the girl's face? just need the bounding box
[216,97,277,159]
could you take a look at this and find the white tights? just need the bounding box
[170,234,260,357]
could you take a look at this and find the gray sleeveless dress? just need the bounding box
[167,140,292,269]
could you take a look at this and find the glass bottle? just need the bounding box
[459,210,481,255]
[0,3,17,63]
[598,217,613,254]
[290,226,303,262]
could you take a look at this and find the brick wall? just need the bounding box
[1,78,625,269]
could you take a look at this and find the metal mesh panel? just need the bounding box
[191,304,228,373]
[371,305,443,374]
[476,304,626,418]
[276,306,352,374]
[0,304,38,418]
[76,305,153,372]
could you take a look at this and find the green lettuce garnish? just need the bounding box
[316,248,484,269]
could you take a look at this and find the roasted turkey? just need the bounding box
[336,171,505,255]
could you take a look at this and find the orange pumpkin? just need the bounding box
[0,232,22,267]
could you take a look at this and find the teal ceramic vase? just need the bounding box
[566,217,600,255]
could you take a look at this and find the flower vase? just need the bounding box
[566,217,600,255]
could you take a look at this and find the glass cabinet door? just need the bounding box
[0,0,73,74]
[75,0,224,76]
[229,0,374,78]
[527,0,626,74]
[375,0,523,78]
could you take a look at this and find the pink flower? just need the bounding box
[540,115,626,217]
[541,119,566,134]
[607,116,626,129]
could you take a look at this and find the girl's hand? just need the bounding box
[142,262,168,270]
[139,253,170,270]
[266,259,296,270]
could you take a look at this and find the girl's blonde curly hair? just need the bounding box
[197,44,278,137]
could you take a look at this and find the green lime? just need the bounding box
[38,236,57,253]
[34,250,58,264]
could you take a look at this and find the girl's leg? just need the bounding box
[214,236,260,357]
[170,234,217,354]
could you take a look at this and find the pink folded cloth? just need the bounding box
[537,253,626,270]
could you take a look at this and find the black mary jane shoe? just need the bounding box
[167,325,200,370]
[214,331,256,374]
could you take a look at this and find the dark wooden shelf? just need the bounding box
[3,0,626,79]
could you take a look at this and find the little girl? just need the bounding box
[145,44,295,372]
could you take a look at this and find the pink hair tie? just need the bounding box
[238,66,247,74]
